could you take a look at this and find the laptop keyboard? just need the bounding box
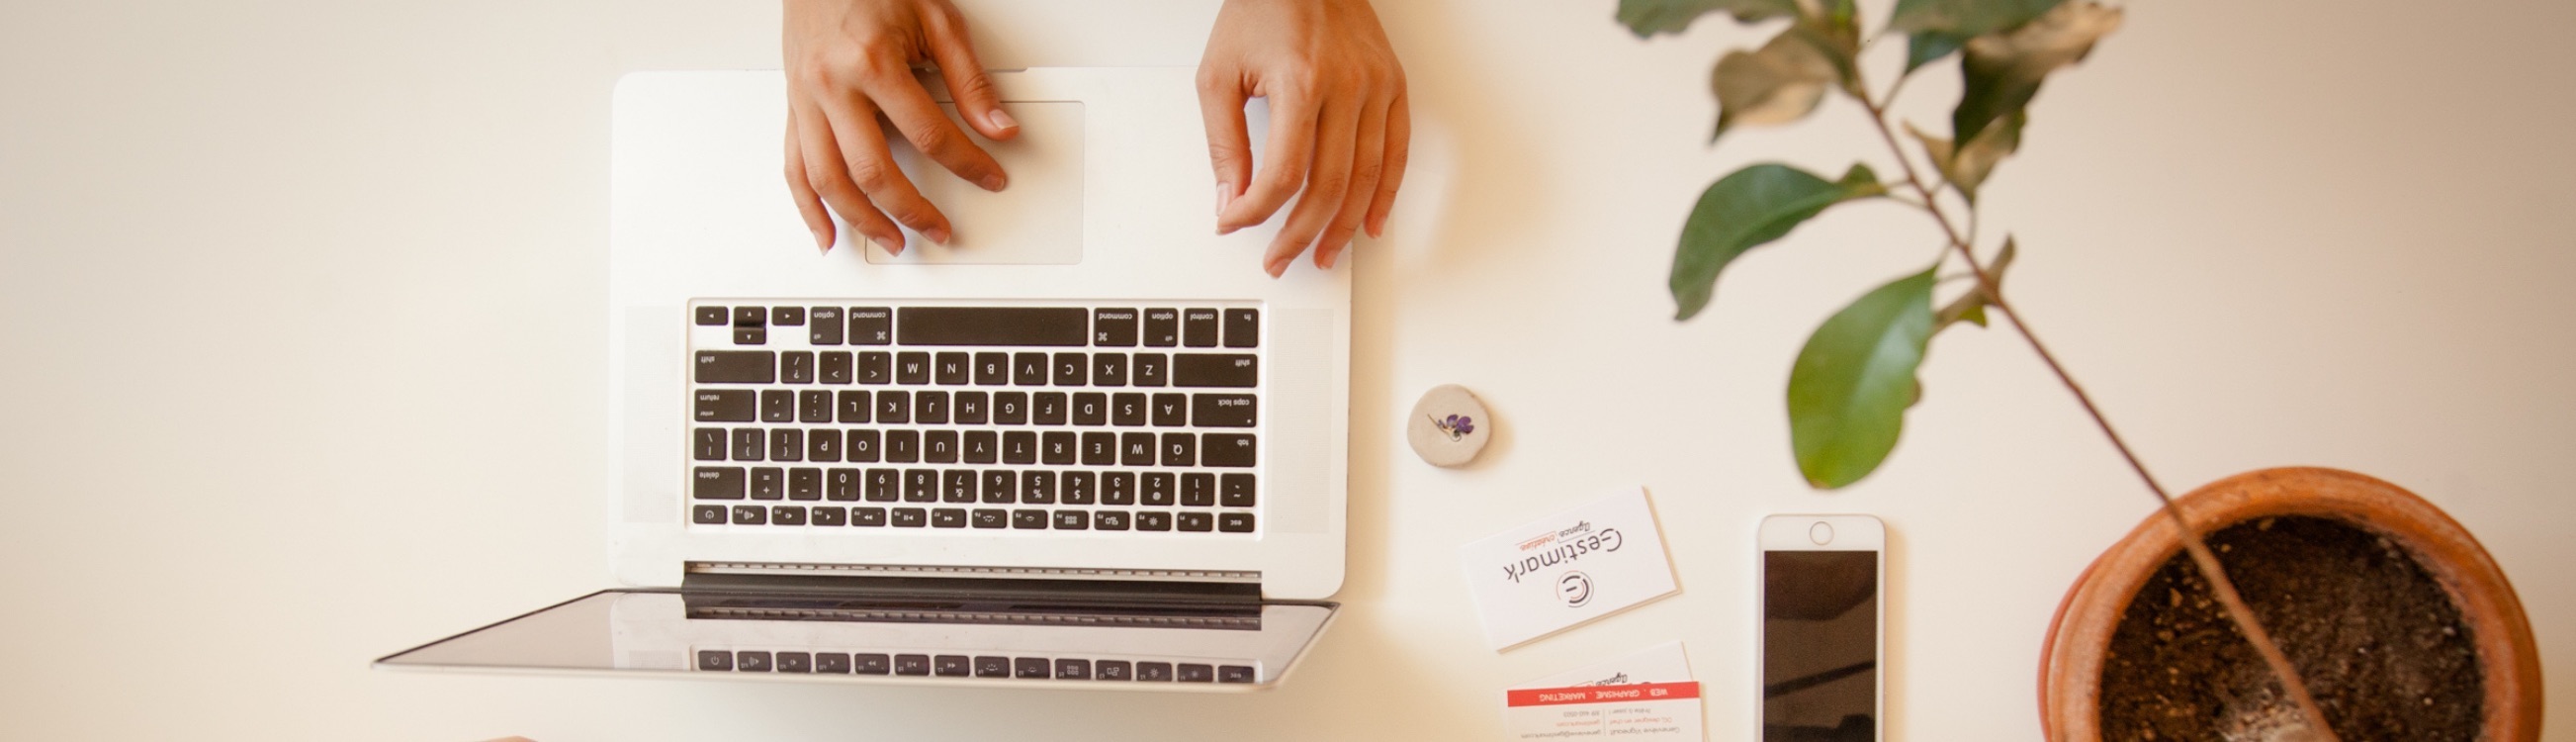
[695,649,1257,683]
[684,300,1262,535]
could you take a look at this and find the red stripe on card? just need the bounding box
[1506,682,1701,707]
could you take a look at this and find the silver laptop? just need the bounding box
[377,68,1351,691]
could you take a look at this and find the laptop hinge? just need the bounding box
[680,563,1263,606]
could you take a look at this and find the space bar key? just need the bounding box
[896,307,1089,346]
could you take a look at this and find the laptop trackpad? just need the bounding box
[865,101,1084,265]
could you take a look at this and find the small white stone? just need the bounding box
[1407,384,1492,468]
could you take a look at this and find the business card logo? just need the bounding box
[1558,571,1595,607]
[1500,520,1625,585]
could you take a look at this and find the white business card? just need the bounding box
[1503,641,1704,740]
[1460,487,1680,650]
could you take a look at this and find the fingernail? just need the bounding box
[988,109,1018,131]
[1319,249,1340,270]
[814,231,833,254]
[1215,183,1233,218]
[980,173,1007,191]
[926,227,951,245]
[1265,256,1289,278]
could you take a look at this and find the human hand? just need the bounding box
[1199,0,1409,277]
[783,0,1018,254]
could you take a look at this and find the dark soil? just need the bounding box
[2097,515,2483,741]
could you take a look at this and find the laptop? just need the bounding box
[376,68,1351,691]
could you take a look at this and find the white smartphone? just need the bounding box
[1757,514,1886,742]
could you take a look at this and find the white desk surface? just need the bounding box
[3,1,2571,739]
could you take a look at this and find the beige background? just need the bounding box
[3,0,2570,739]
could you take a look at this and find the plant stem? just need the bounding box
[1854,96,2341,740]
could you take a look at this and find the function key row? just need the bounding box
[696,650,1254,683]
[691,466,1256,508]
[696,390,1255,428]
[690,504,1255,532]
[696,305,1259,349]
[694,350,1256,388]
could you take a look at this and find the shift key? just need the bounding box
[1172,354,1257,388]
[695,351,776,384]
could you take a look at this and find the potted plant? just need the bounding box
[1609,0,2543,737]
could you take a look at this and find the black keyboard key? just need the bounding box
[1111,393,1147,426]
[1092,354,1127,387]
[916,391,949,424]
[1022,471,1056,504]
[1218,665,1256,683]
[696,649,733,671]
[789,468,822,500]
[1192,394,1257,427]
[693,467,745,500]
[848,307,893,345]
[799,390,834,423]
[1094,510,1130,530]
[899,307,1088,346]
[935,655,970,677]
[1223,309,1259,348]
[974,352,1009,385]
[1055,659,1092,680]
[1178,512,1213,531]
[695,390,755,422]
[1160,433,1197,467]
[1051,352,1087,386]
[963,430,998,464]
[1041,431,1077,465]
[942,469,975,502]
[1014,657,1051,679]
[815,652,851,674]
[1012,509,1047,529]
[972,508,1007,528]
[1093,309,1137,346]
[692,504,728,523]
[865,469,898,502]
[876,391,911,424]
[732,428,764,461]
[820,351,852,384]
[981,470,1015,503]
[994,392,1029,425]
[1001,430,1037,464]
[1072,393,1108,425]
[896,352,931,385]
[886,430,921,464]
[1064,472,1098,505]
[772,307,804,325]
[1141,473,1176,507]
[782,351,814,383]
[1219,511,1255,532]
[811,506,846,525]
[771,505,806,525]
[695,351,775,384]
[1173,354,1258,388]
[1094,472,1125,506]
[734,306,767,327]
[855,653,892,675]
[1202,434,1257,467]
[733,326,766,345]
[806,428,841,462]
[1120,432,1155,466]
[954,391,989,424]
[750,467,783,500]
[1221,473,1256,508]
[932,508,967,527]
[858,351,892,384]
[693,428,727,461]
[828,468,861,500]
[1182,473,1214,507]
[1013,352,1048,386]
[1177,663,1214,683]
[1182,309,1220,347]
[759,390,794,422]
[731,505,766,525]
[1137,510,1172,531]
[976,656,1012,678]
[1143,309,1180,347]
[837,391,871,423]
[1151,394,1188,426]
[1136,661,1174,681]
[738,651,772,672]
[903,469,935,501]
[809,307,844,344]
[846,429,880,463]
[934,352,970,385]
[768,428,804,462]
[1033,393,1068,425]
[894,654,931,676]
[852,507,888,526]
[1053,510,1089,530]
[1132,352,1169,387]
[694,306,730,326]
[1095,660,1131,681]
[1081,432,1116,465]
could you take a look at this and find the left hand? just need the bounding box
[1198,0,1410,277]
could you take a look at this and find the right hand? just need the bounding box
[782,0,1019,254]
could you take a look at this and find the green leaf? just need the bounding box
[1616,0,1800,38]
[1935,236,2017,329]
[1789,268,1938,489]
[1954,1,2123,145]
[1905,32,1966,73]
[1888,0,2066,37]
[1906,110,2024,201]
[1670,163,1887,321]
[1711,26,1842,142]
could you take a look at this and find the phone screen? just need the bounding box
[1762,550,1879,742]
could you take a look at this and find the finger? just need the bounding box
[1314,93,1391,270]
[867,71,1008,192]
[1218,83,1319,234]
[792,97,908,253]
[1365,87,1411,239]
[784,111,838,253]
[1194,64,1252,218]
[923,6,1018,141]
[1263,96,1361,277]
[821,90,954,244]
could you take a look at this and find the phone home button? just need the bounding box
[1809,521,1835,545]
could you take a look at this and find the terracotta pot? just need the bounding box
[2038,467,2542,740]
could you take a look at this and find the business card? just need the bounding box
[1503,641,1704,740]
[1460,487,1679,650]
